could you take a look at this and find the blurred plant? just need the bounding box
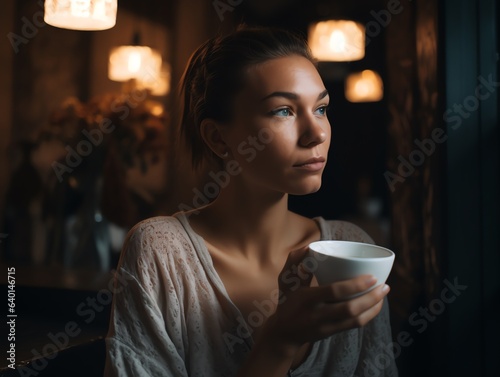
[4,91,169,268]
[88,92,169,228]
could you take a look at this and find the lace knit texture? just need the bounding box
[104,212,398,377]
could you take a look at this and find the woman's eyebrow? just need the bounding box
[260,91,298,101]
[317,89,329,100]
[260,89,329,102]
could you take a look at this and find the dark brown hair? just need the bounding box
[178,26,316,168]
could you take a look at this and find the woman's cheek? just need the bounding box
[236,141,258,162]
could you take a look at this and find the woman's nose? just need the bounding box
[298,116,328,148]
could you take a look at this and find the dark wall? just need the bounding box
[12,0,91,142]
[444,0,500,376]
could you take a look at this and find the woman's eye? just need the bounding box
[272,108,291,117]
[315,105,329,116]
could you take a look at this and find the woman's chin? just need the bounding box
[288,181,322,196]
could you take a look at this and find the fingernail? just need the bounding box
[381,284,390,293]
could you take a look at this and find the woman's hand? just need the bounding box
[261,247,390,359]
[237,247,390,377]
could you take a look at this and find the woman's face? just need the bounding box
[220,55,331,196]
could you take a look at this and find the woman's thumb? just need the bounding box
[278,246,313,293]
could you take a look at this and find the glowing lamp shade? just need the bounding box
[108,46,169,95]
[309,20,365,62]
[345,70,384,103]
[44,0,117,31]
[109,46,162,82]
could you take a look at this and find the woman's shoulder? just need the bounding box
[289,211,375,244]
[315,217,375,244]
[126,215,186,242]
[120,214,195,264]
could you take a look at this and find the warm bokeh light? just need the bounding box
[44,0,117,31]
[108,46,162,81]
[146,63,171,96]
[108,46,170,96]
[309,20,365,62]
[150,103,164,117]
[345,70,384,102]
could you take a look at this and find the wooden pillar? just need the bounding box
[415,0,443,300]
[385,0,422,316]
[385,0,444,375]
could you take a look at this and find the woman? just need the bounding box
[105,26,398,376]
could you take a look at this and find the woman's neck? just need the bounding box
[188,180,296,265]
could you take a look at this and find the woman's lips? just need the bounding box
[293,157,326,171]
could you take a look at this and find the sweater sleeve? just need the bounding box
[104,219,189,377]
[354,298,398,377]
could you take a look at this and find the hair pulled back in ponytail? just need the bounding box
[178,26,316,168]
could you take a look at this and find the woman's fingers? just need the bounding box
[318,297,386,334]
[294,285,388,339]
[312,284,389,323]
[278,247,313,293]
[304,274,378,303]
[274,259,390,344]
[270,272,390,347]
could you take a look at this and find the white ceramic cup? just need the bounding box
[307,240,395,297]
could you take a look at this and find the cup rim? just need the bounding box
[308,240,395,261]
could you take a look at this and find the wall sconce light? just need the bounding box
[44,0,117,31]
[108,33,167,95]
[345,70,384,102]
[308,20,365,62]
[108,45,162,82]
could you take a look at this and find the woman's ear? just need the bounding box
[199,118,229,159]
